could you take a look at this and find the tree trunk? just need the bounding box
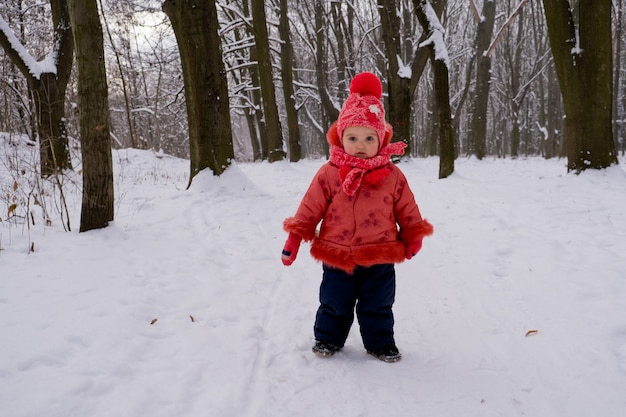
[315,0,336,156]
[34,73,72,176]
[0,0,74,176]
[331,2,353,102]
[468,0,496,160]
[162,0,235,183]
[453,54,475,154]
[613,0,623,154]
[542,0,617,171]
[547,65,563,157]
[250,0,285,162]
[509,6,525,159]
[433,58,455,178]
[249,42,266,161]
[242,0,264,161]
[415,0,455,179]
[378,0,413,150]
[279,0,302,162]
[68,0,114,232]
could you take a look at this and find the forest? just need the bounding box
[0,0,624,231]
[2,3,626,416]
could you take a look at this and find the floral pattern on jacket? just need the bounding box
[283,161,433,273]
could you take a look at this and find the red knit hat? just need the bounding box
[327,72,393,150]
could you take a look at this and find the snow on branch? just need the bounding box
[571,27,582,56]
[396,55,412,79]
[0,14,55,79]
[418,1,449,66]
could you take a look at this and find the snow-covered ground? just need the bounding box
[2,144,626,417]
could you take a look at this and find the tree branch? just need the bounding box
[486,0,530,58]
[0,15,36,83]
[468,0,481,23]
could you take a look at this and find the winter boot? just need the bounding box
[312,340,341,357]
[367,345,402,363]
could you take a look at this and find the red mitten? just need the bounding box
[405,239,423,260]
[281,233,302,266]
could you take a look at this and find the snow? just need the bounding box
[396,55,412,79]
[419,1,450,66]
[536,122,549,141]
[0,15,54,79]
[572,26,583,56]
[2,145,626,417]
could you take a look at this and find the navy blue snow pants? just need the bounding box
[314,263,396,351]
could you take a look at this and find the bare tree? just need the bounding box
[491,0,540,158]
[467,0,495,160]
[415,0,455,178]
[378,0,416,150]
[250,0,284,162]
[278,0,302,162]
[220,0,263,161]
[314,0,337,156]
[543,0,617,171]
[67,0,114,232]
[99,0,138,149]
[614,0,624,154]
[0,0,73,176]
[162,0,235,183]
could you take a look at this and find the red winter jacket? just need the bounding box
[283,161,433,273]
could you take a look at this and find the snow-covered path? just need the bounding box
[2,150,626,416]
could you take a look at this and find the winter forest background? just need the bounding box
[0,0,624,231]
[1,2,626,415]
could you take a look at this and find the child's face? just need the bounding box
[342,126,379,158]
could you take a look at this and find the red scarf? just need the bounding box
[329,142,407,196]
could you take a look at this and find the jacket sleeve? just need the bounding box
[283,164,332,242]
[393,168,434,243]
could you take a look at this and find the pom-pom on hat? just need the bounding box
[330,72,392,150]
